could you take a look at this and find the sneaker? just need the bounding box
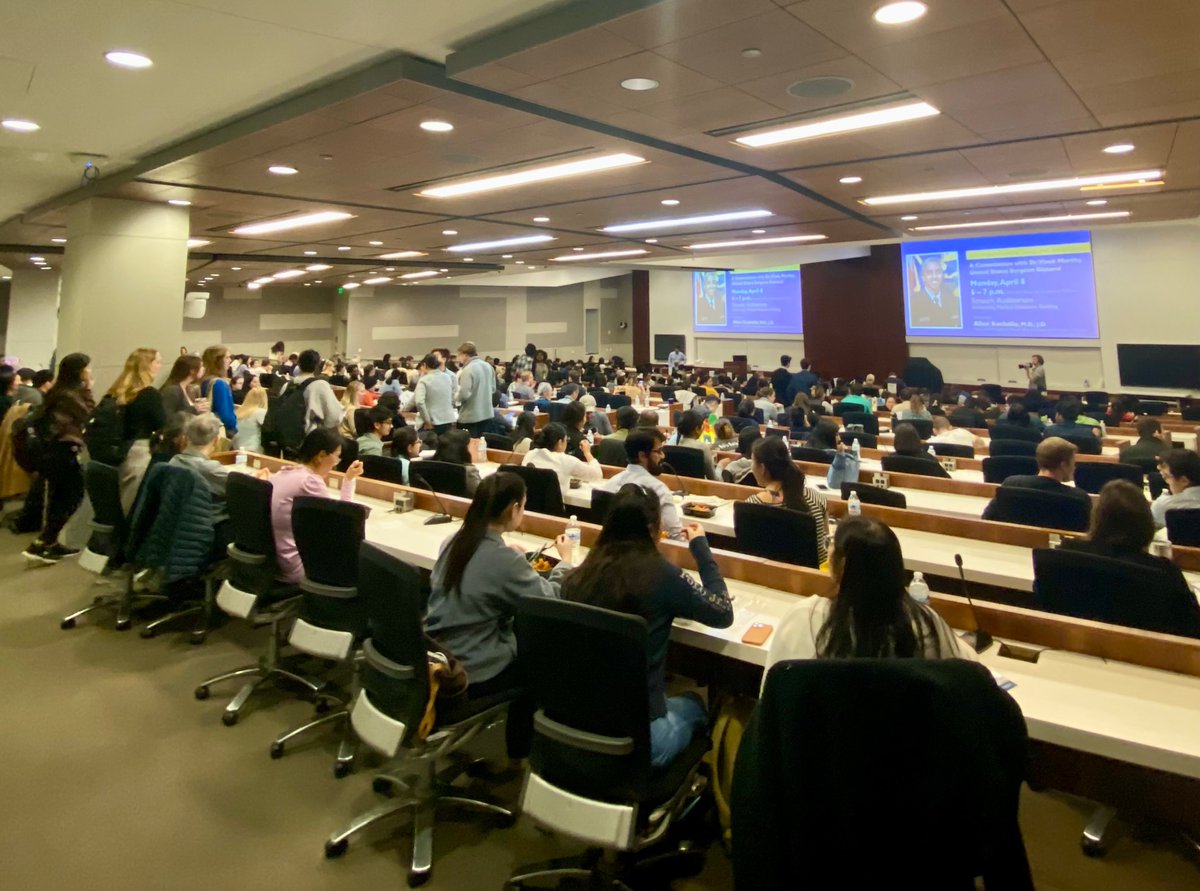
[22,542,52,565]
[44,544,81,561]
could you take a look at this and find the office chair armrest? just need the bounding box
[534,709,634,756]
[299,579,358,598]
[226,543,268,565]
[87,522,116,534]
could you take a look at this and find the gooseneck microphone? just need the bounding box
[410,472,455,526]
[954,553,994,653]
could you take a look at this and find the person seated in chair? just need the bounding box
[386,426,421,485]
[425,429,481,497]
[949,396,987,430]
[712,418,738,452]
[605,406,639,443]
[982,437,1091,521]
[719,427,761,484]
[1043,397,1100,442]
[425,473,574,759]
[670,410,718,480]
[764,517,977,677]
[598,430,683,540]
[929,415,985,451]
[1119,418,1171,465]
[805,418,841,451]
[522,422,602,499]
[355,405,393,458]
[562,485,732,767]
[884,423,950,479]
[579,394,612,436]
[1152,449,1200,529]
[730,398,760,432]
[992,400,1044,440]
[745,436,829,565]
[895,392,931,422]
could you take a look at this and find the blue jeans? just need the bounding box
[649,693,707,768]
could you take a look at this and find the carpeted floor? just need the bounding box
[0,526,1197,891]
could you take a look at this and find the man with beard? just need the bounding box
[595,429,683,540]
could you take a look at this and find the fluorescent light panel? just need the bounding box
[418,152,645,198]
[362,277,392,285]
[863,169,1164,206]
[687,234,828,250]
[552,249,649,262]
[603,209,772,234]
[735,100,938,148]
[271,269,305,279]
[305,264,332,271]
[231,210,354,235]
[447,234,554,253]
[186,239,211,248]
[400,270,439,279]
[909,211,1130,232]
[376,251,426,259]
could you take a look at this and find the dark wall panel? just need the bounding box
[631,269,649,366]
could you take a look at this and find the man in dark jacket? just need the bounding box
[770,356,792,403]
[1119,418,1171,465]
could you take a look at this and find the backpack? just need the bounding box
[261,377,315,457]
[84,395,133,466]
[12,404,48,473]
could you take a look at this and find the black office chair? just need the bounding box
[1166,509,1200,547]
[791,446,835,465]
[733,660,1032,889]
[507,597,710,890]
[483,432,515,451]
[729,416,759,433]
[590,391,611,409]
[590,488,616,524]
[1181,406,1200,422]
[1033,548,1200,638]
[335,438,359,473]
[985,487,1090,532]
[861,386,880,398]
[546,402,569,424]
[411,460,468,498]
[661,445,707,479]
[1148,471,1167,500]
[841,482,907,509]
[1084,390,1109,409]
[989,424,1043,443]
[194,474,317,726]
[732,501,820,568]
[607,394,632,410]
[498,464,565,517]
[989,439,1037,458]
[839,431,878,449]
[1139,400,1169,416]
[897,418,934,439]
[832,402,859,418]
[929,442,974,459]
[881,454,950,479]
[593,437,629,467]
[1061,433,1102,456]
[324,544,515,886]
[270,496,369,777]
[841,411,879,435]
[361,454,407,486]
[982,456,1039,484]
[1072,461,1143,494]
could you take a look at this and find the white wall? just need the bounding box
[5,269,59,369]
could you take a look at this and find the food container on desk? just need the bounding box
[682,502,715,519]
[525,552,560,577]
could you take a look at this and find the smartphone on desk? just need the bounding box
[741,623,774,646]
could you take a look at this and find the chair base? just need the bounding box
[1081,805,1119,857]
[139,576,218,644]
[195,664,324,726]
[505,842,705,891]
[270,705,358,778]
[59,586,168,632]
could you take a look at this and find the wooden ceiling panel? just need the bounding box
[783,0,1012,53]
[1166,122,1200,190]
[549,51,727,110]
[636,87,790,133]
[959,138,1074,182]
[1059,123,1176,172]
[495,26,643,81]
[735,55,903,115]
[785,151,991,198]
[1077,70,1200,124]
[603,0,781,49]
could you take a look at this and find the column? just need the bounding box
[5,267,61,369]
[58,197,190,388]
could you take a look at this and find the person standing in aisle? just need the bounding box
[455,341,496,438]
[415,353,455,434]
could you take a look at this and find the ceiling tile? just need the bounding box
[736,55,903,114]
[784,0,1012,53]
[550,51,727,109]
[496,27,643,81]
[604,0,781,49]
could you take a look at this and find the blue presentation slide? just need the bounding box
[692,268,803,334]
[902,230,1100,339]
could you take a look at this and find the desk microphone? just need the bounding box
[659,461,690,499]
[410,472,455,525]
[954,553,994,653]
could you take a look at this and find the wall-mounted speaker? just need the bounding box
[183,291,210,319]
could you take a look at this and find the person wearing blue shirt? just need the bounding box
[200,345,237,436]
[788,358,819,405]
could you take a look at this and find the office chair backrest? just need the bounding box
[1182,405,1200,422]
[607,394,631,410]
[361,454,407,486]
[1083,390,1109,408]
[841,411,879,435]
[589,390,610,409]
[517,596,653,802]
[989,439,1037,458]
[661,445,707,479]
[929,442,974,459]
[841,482,907,509]
[592,437,628,467]
[1033,547,1200,637]
[1060,433,1102,456]
[733,501,820,568]
[1166,509,1200,547]
[85,460,126,535]
[832,402,858,418]
[839,431,878,449]
[986,487,1090,532]
[1139,400,1168,416]
[352,408,373,438]
[497,464,565,516]
[982,455,1039,484]
[1072,461,1142,494]
[335,438,359,473]
[989,423,1043,443]
[881,454,949,479]
[292,496,367,589]
[545,402,569,423]
[483,432,515,451]
[791,445,834,465]
[590,488,616,523]
[223,473,279,594]
[900,418,934,439]
[411,459,468,498]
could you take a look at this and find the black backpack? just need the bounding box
[12,405,49,473]
[84,395,133,466]
[261,377,315,457]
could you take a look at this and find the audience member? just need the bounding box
[607,406,639,442]
[637,409,660,430]
[160,354,206,416]
[105,348,166,512]
[745,436,830,565]
[992,401,1043,441]
[885,423,950,478]
[753,386,779,424]
[355,406,393,457]
[560,400,588,456]
[597,429,683,539]
[510,412,537,455]
[521,421,602,498]
[338,380,365,439]
[415,353,455,434]
[806,418,841,450]
[719,427,761,484]
[982,437,1091,520]
[1120,418,1171,465]
[730,398,759,432]
[771,355,793,404]
[671,410,718,480]
[429,428,481,496]
[1152,450,1200,529]
[15,368,52,407]
[789,358,818,405]
[199,345,237,436]
[232,384,268,453]
[896,392,931,422]
[579,394,613,435]
[929,415,983,450]
[456,341,496,437]
[288,349,343,434]
[387,426,422,484]
[1044,397,1101,442]
[949,396,986,429]
[712,418,738,451]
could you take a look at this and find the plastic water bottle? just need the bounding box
[532,405,539,416]
[908,571,930,604]
[586,429,595,445]
[927,445,937,459]
[847,491,862,517]
[234,449,248,466]
[476,437,487,462]
[565,515,581,561]
[851,438,861,460]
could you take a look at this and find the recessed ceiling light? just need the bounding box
[401,270,439,279]
[51,237,66,243]
[751,229,767,234]
[621,78,659,91]
[687,234,827,249]
[1103,143,1135,154]
[463,258,474,262]
[533,216,550,222]
[362,276,392,285]
[552,249,650,262]
[572,247,585,251]
[29,256,44,262]
[268,165,298,175]
[909,211,1130,232]
[839,175,863,184]
[210,273,220,277]
[376,251,426,259]
[420,120,454,132]
[231,266,241,270]
[337,245,351,251]
[342,282,362,290]
[2,119,40,132]
[168,199,191,206]
[735,99,938,148]
[230,210,354,236]
[419,152,645,198]
[603,209,772,234]
[305,264,332,271]
[645,239,658,244]
[448,234,555,252]
[900,215,919,221]
[368,240,383,246]
[501,255,513,259]
[105,50,153,69]
[304,283,311,287]
[660,199,680,206]
[741,48,763,59]
[442,230,458,236]
[862,169,1163,205]
[439,268,449,272]
[272,269,305,280]
[385,267,396,271]
[186,239,211,248]
[314,280,322,283]
[303,250,317,256]
[873,2,928,25]
[247,282,262,290]
[1086,199,1108,206]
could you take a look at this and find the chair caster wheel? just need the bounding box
[315,698,333,714]
[115,619,132,631]
[139,626,156,639]
[407,867,431,887]
[194,686,210,701]
[189,631,206,646]
[60,618,76,630]
[221,711,238,727]
[325,839,348,859]
[334,761,352,779]
[269,742,284,759]
[1082,839,1107,858]
[372,776,395,795]
[494,812,517,829]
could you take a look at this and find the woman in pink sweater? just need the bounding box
[270,427,364,583]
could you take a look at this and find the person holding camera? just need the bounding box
[1022,354,1046,393]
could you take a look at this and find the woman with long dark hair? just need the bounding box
[763,517,975,677]
[428,428,481,495]
[511,411,537,454]
[160,354,206,416]
[746,435,830,565]
[562,485,732,767]
[425,473,573,757]
[522,421,601,498]
[23,353,95,565]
